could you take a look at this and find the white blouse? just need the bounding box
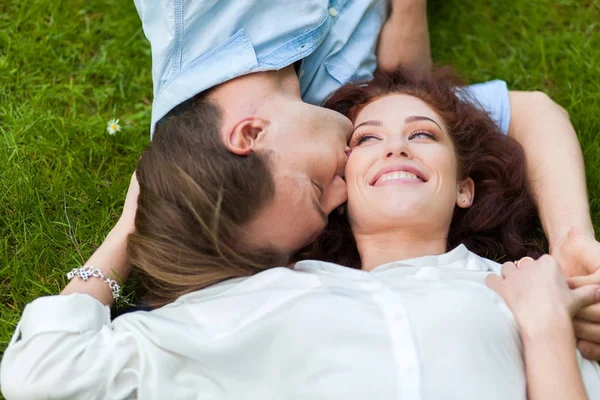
[2,245,600,399]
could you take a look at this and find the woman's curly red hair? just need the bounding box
[300,68,545,268]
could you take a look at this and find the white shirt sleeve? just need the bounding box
[578,351,600,396]
[1,294,140,400]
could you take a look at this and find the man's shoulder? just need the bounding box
[137,0,387,134]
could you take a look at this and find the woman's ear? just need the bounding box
[456,178,475,208]
[224,117,269,155]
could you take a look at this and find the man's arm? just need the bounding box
[509,91,600,360]
[377,0,432,78]
[508,91,595,267]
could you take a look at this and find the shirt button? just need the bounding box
[329,7,338,17]
[299,69,305,78]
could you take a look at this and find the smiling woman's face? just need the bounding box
[345,93,474,235]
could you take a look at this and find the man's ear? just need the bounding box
[456,177,475,208]
[224,117,269,156]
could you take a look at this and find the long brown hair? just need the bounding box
[302,68,545,268]
[128,93,288,307]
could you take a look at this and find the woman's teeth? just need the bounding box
[379,171,420,183]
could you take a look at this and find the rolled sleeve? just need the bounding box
[16,293,111,337]
[1,294,139,400]
[462,80,511,135]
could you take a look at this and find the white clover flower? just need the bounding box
[107,119,121,135]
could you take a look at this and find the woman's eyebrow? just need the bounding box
[353,120,382,132]
[405,115,442,130]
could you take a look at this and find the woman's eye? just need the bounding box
[409,131,437,141]
[354,134,378,146]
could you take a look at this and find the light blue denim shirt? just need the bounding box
[134,0,511,136]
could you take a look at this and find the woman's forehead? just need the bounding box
[355,94,444,128]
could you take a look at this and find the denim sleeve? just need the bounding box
[462,80,511,135]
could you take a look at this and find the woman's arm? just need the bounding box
[60,172,139,305]
[0,173,141,399]
[487,255,599,400]
[520,309,587,399]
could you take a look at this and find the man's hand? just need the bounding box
[377,0,431,78]
[570,270,600,360]
[553,227,600,278]
[553,228,600,360]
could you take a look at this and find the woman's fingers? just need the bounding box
[500,261,518,278]
[515,256,535,268]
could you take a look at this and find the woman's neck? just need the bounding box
[355,229,447,271]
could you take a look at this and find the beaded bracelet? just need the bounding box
[66,266,121,300]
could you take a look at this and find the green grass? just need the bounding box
[0,0,598,369]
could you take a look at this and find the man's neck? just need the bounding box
[355,228,447,272]
[208,66,300,124]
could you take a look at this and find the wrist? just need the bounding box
[520,307,573,343]
[108,220,134,243]
[387,10,428,35]
[390,0,427,16]
[85,224,133,281]
[548,224,595,255]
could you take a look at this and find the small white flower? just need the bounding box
[107,119,121,135]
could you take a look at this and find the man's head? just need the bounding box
[207,68,352,252]
[129,68,352,305]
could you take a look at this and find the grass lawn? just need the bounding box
[0,0,599,371]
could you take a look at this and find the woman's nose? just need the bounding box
[385,150,410,158]
[384,140,412,159]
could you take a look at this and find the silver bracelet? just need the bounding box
[67,266,122,300]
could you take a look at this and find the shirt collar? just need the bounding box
[295,245,496,276]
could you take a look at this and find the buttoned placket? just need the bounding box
[296,0,343,84]
[292,260,423,398]
[369,274,423,400]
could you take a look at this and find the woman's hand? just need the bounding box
[61,171,140,305]
[486,255,600,337]
[113,171,140,236]
[487,255,597,400]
